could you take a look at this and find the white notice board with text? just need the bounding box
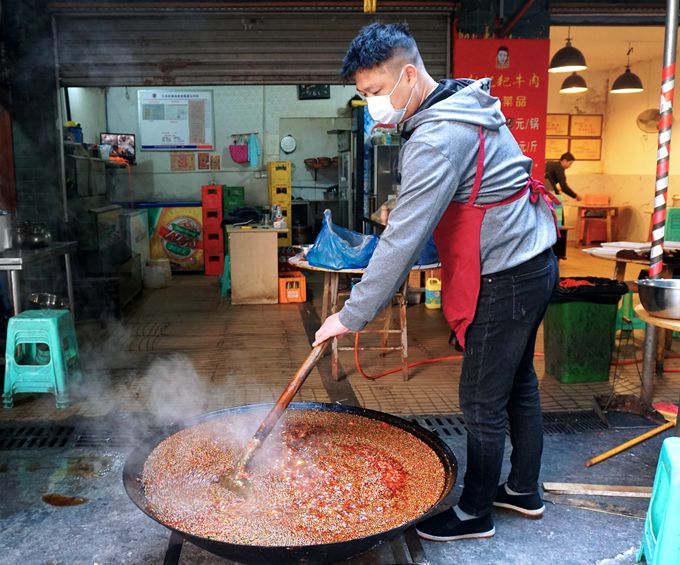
[138,90,214,151]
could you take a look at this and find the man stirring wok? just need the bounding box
[313,23,559,541]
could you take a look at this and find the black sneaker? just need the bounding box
[493,483,545,517]
[416,508,495,542]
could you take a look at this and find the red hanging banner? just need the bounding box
[453,38,550,178]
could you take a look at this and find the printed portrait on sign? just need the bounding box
[496,46,510,69]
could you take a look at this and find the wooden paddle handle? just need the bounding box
[249,340,330,445]
[585,420,675,468]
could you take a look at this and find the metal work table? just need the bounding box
[0,242,77,315]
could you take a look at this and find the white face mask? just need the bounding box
[366,67,417,125]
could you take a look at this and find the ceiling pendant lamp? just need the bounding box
[560,72,588,94]
[611,47,644,94]
[549,27,588,73]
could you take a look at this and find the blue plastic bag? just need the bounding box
[415,235,439,266]
[307,210,379,270]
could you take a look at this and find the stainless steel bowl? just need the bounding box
[637,279,680,319]
[28,293,69,309]
[295,244,314,258]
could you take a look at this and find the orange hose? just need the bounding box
[611,359,643,366]
[353,333,462,380]
[610,352,680,366]
[351,335,677,380]
[352,334,543,380]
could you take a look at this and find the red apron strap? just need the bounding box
[466,126,485,205]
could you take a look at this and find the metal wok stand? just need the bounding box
[160,528,427,565]
[163,532,184,565]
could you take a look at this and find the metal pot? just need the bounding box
[637,278,680,319]
[28,293,69,309]
[124,402,457,565]
[12,222,52,248]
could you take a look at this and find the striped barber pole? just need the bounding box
[650,64,676,278]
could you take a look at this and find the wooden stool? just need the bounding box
[288,255,428,383]
[325,273,409,381]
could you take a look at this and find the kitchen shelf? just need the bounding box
[66,154,129,168]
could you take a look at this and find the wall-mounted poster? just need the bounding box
[197,152,210,170]
[138,90,214,151]
[170,152,196,171]
[570,114,603,137]
[545,138,570,160]
[546,114,570,136]
[569,138,602,161]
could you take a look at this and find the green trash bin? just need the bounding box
[544,277,628,384]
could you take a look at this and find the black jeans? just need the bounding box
[457,248,559,517]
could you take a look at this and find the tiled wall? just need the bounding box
[104,85,355,205]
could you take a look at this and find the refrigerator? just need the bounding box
[120,209,150,267]
[373,144,401,211]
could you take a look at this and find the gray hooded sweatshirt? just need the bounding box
[338,77,557,332]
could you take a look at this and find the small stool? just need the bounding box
[334,278,409,381]
[616,292,646,331]
[637,437,680,564]
[3,309,81,409]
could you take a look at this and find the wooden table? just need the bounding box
[226,225,288,305]
[635,304,680,436]
[585,249,676,378]
[581,249,665,282]
[576,205,619,246]
[289,254,439,381]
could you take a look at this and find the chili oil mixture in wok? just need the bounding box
[142,410,446,546]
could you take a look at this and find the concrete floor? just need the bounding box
[0,246,677,564]
[0,416,670,564]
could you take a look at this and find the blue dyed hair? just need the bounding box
[340,23,420,80]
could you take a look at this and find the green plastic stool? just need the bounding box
[617,292,646,331]
[2,309,81,409]
[219,256,231,298]
[638,437,680,564]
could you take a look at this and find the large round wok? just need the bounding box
[123,402,457,565]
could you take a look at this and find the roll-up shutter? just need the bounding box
[54,13,450,86]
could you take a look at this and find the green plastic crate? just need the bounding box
[222,186,245,255]
[667,208,680,242]
[223,186,245,216]
[543,301,617,383]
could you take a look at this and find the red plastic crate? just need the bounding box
[203,229,224,253]
[203,207,223,223]
[202,207,223,233]
[202,185,223,210]
[204,252,224,276]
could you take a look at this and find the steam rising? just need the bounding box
[143,355,211,423]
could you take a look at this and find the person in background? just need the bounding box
[314,23,558,542]
[545,152,581,201]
